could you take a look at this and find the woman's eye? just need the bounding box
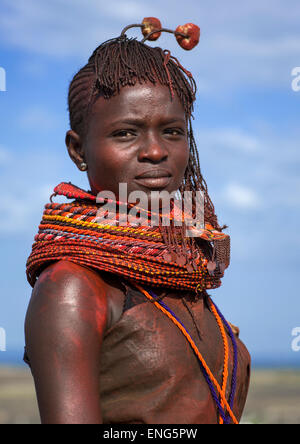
[113,130,135,138]
[164,128,184,136]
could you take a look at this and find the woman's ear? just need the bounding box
[65,130,87,171]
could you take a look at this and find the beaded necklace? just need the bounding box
[26,182,230,294]
[133,283,239,425]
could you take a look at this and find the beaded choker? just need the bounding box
[26,182,230,294]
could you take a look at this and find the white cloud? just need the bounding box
[222,183,262,210]
[198,128,261,154]
[198,124,300,212]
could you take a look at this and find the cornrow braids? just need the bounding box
[68,36,195,137]
[67,34,226,265]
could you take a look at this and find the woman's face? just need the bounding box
[66,82,190,199]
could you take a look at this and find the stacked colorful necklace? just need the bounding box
[26,182,238,423]
[26,182,230,292]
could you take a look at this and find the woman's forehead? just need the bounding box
[89,83,186,124]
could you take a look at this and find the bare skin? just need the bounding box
[25,83,250,423]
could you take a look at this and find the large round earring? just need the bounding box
[80,162,88,171]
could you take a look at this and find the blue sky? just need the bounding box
[0,0,300,366]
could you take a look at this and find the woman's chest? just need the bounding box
[101,294,229,393]
[99,292,245,423]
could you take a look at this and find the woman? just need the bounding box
[24,19,250,424]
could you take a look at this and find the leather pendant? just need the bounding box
[186,263,194,273]
[207,261,216,276]
[176,254,187,266]
[163,252,172,263]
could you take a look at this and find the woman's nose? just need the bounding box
[138,134,168,163]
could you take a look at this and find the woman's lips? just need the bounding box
[134,169,172,189]
[134,176,172,189]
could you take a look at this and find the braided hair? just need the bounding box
[67,35,223,233]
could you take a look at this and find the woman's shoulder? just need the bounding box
[33,259,106,289]
[25,260,126,338]
[31,260,108,309]
[25,260,110,341]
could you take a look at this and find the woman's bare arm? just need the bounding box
[24,260,109,424]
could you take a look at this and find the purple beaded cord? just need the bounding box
[146,288,237,424]
[210,300,238,422]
